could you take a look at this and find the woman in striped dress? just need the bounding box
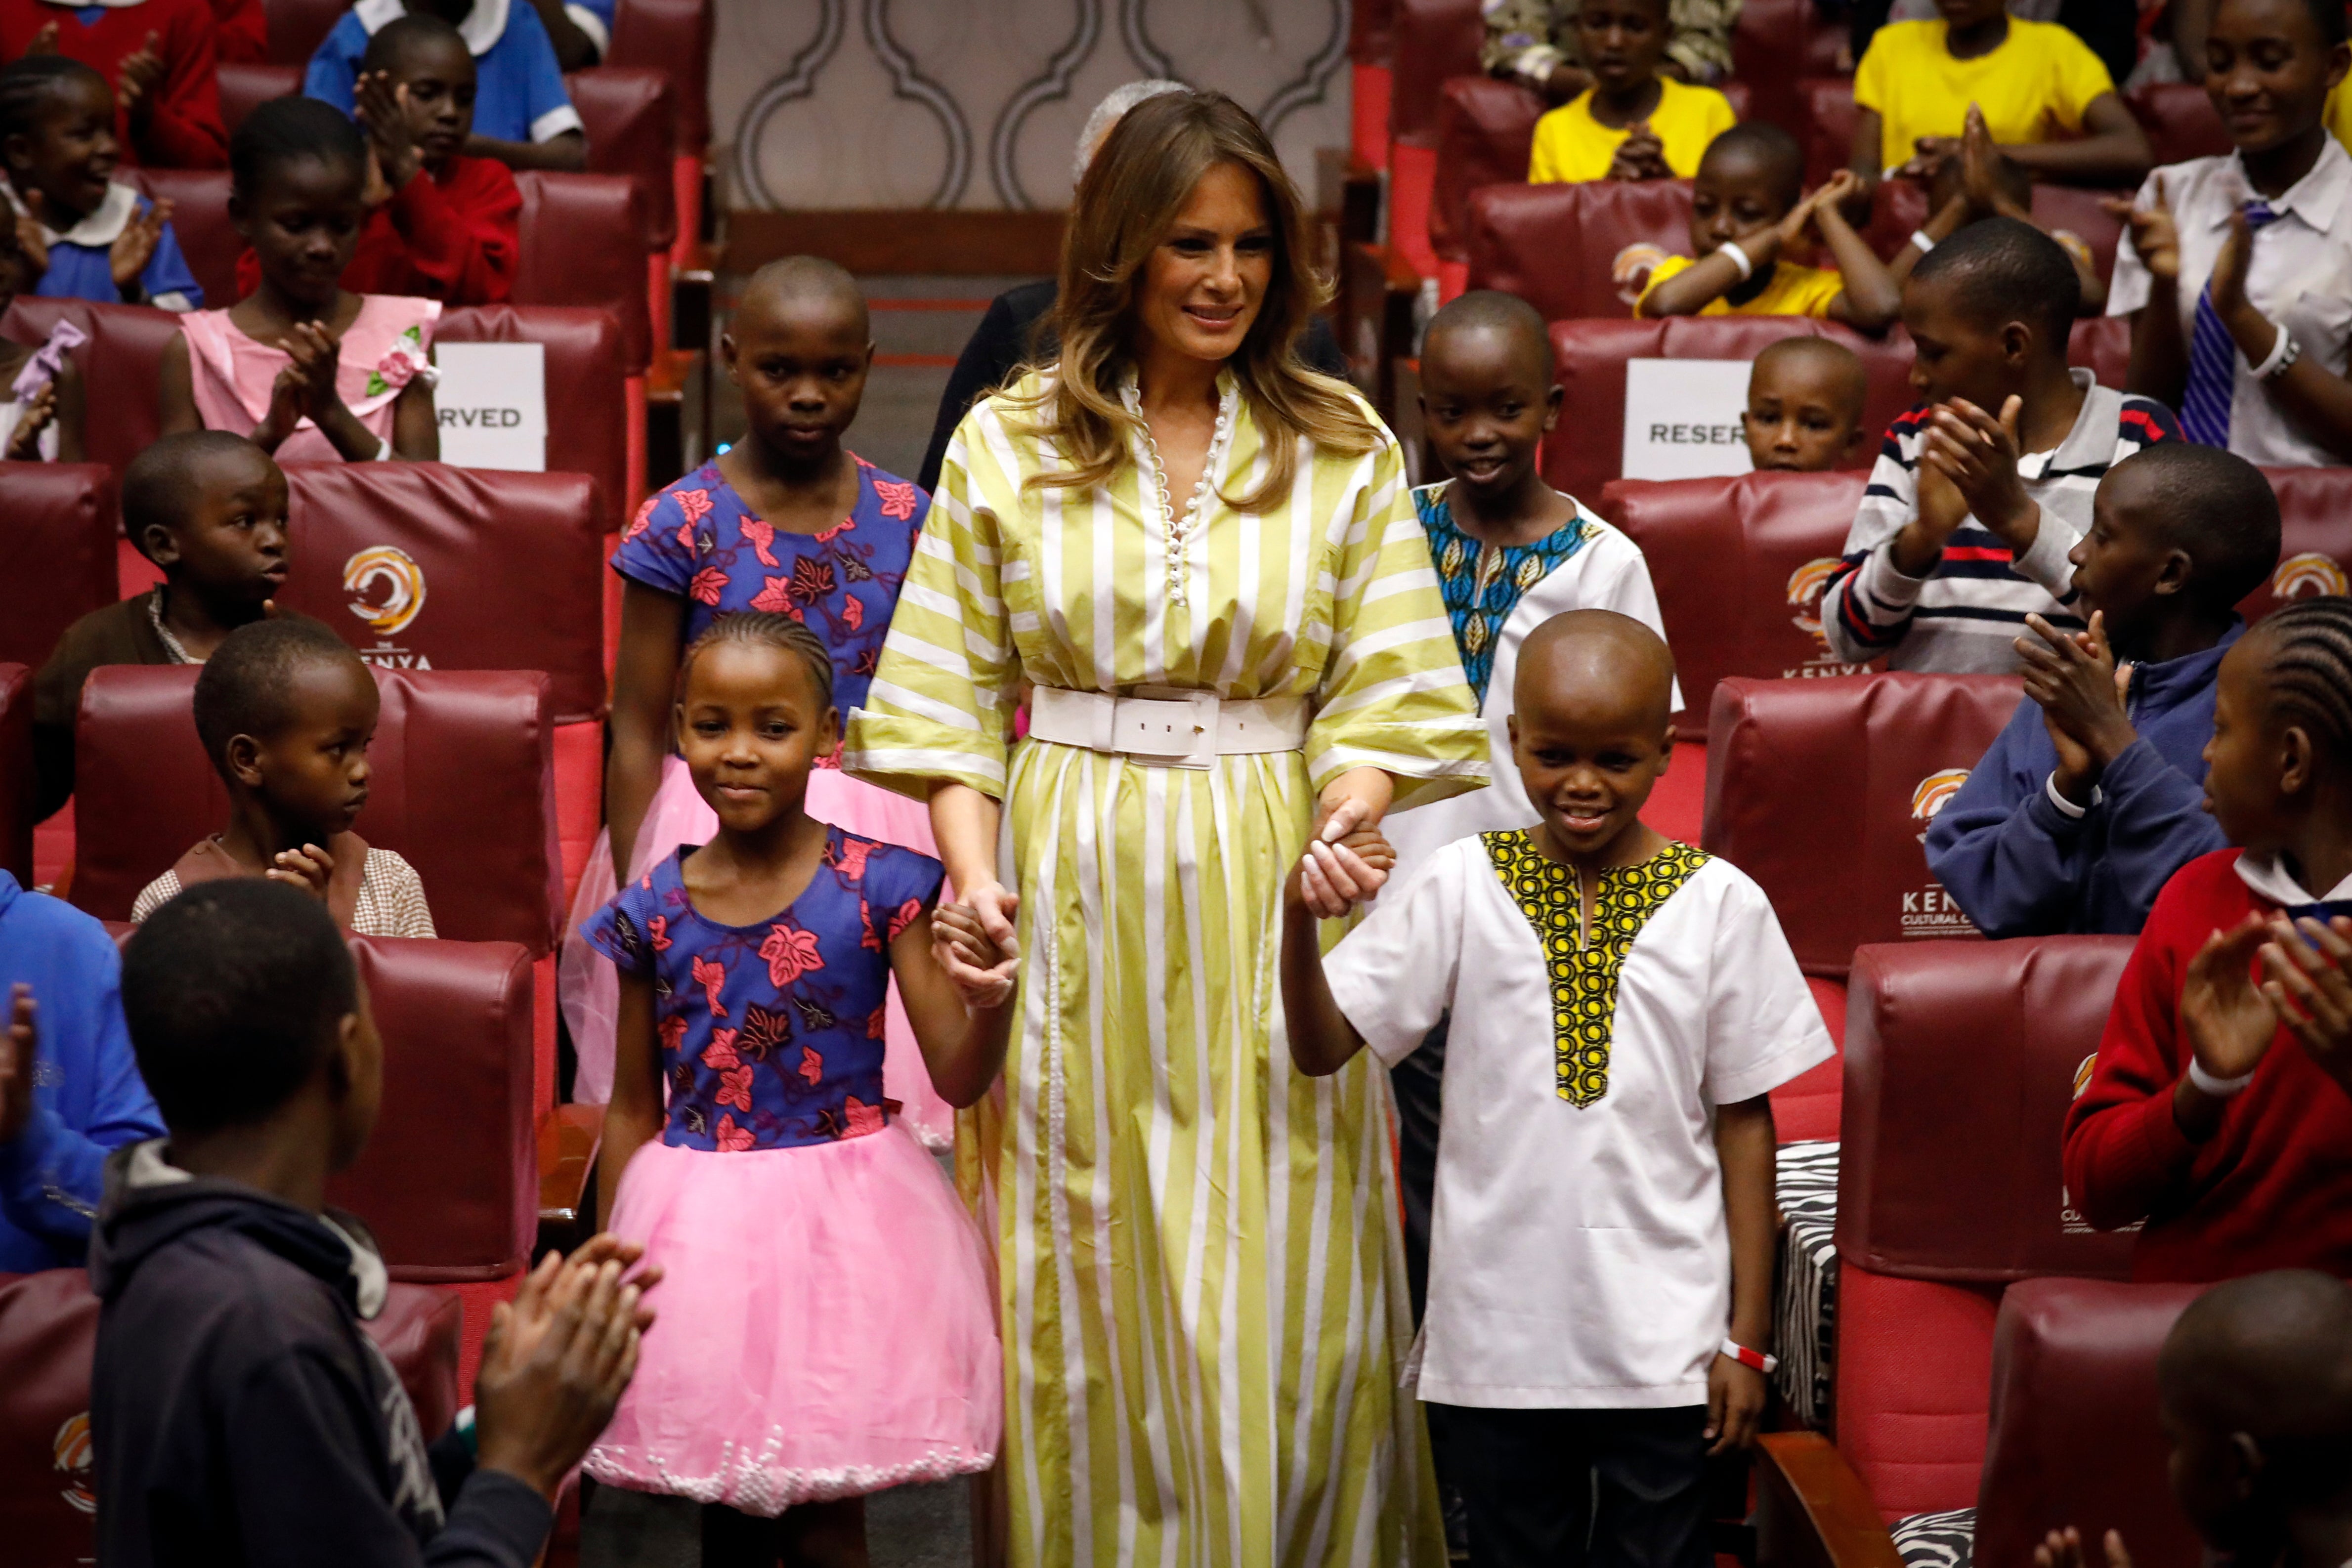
[841,91,1487,1568]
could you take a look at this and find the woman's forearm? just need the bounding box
[1316,767,1396,832]
[931,781,1004,892]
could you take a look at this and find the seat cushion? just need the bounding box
[1834,1269,2004,1521]
[0,462,116,673]
[2242,466,2352,623]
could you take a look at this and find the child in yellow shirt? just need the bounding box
[1848,0,2150,201]
[1528,0,1738,183]
[1638,126,1902,330]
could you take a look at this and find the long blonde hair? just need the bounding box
[1007,90,1381,513]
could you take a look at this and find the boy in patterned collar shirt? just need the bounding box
[1282,609,1834,1568]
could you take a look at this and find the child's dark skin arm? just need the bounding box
[526,0,601,70]
[1708,1093,1776,1453]
[466,128,589,173]
[606,582,687,882]
[891,909,1016,1107]
[595,970,665,1231]
[1847,106,1887,211]
[391,373,438,460]
[1815,182,1902,333]
[1995,95,2152,188]
[50,354,83,462]
[157,333,202,436]
[2114,178,2191,402]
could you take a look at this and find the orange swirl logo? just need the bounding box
[1911,769,1969,822]
[2272,551,2348,601]
[1612,242,1671,307]
[54,1411,93,1514]
[1786,558,1841,644]
[342,546,427,638]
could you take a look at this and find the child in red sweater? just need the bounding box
[0,0,226,168]
[232,14,517,304]
[2063,595,2352,1281]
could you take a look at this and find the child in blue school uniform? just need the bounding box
[0,56,201,310]
[305,0,588,171]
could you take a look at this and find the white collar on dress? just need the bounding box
[2235,847,2352,906]
[354,0,506,55]
[2211,135,2352,233]
[3,178,137,248]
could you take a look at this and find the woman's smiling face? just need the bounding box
[1133,159,1274,366]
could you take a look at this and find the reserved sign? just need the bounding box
[434,341,548,471]
[1621,358,1754,482]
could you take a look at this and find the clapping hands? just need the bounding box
[2018,611,2137,803]
[257,320,346,451]
[2179,910,2352,1099]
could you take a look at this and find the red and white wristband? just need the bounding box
[1721,1339,1778,1375]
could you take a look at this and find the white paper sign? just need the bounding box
[1620,358,1755,482]
[433,342,546,471]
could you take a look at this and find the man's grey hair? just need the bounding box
[1075,79,1189,184]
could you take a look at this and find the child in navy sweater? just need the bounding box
[1927,443,2280,936]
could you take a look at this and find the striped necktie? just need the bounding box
[2180,200,2281,447]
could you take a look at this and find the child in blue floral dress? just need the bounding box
[585,611,1012,1562]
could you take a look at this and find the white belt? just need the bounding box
[1028,686,1308,769]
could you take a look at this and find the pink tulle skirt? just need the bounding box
[560,758,955,1145]
[585,1127,1002,1512]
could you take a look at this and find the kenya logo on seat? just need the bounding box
[1902,770,1977,937]
[55,1411,92,1514]
[342,546,434,669]
[1783,558,1870,679]
[2273,551,2349,602]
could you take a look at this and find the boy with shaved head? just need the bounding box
[1284,609,1833,1568]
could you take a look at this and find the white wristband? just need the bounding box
[1910,229,1938,254]
[1718,240,1754,283]
[2187,1056,2256,1098]
[2251,323,2300,381]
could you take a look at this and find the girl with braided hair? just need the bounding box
[2065,594,2352,1282]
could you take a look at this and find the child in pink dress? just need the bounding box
[562,256,949,1138]
[160,96,438,463]
[585,611,1009,1560]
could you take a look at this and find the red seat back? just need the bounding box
[1354,0,1397,63]
[121,170,238,310]
[0,1267,457,1567]
[1541,316,1917,501]
[2033,183,2125,286]
[2131,82,2229,166]
[1801,75,1858,188]
[274,462,607,723]
[1975,1279,2208,1568]
[1466,178,1699,321]
[566,65,677,250]
[609,0,712,151]
[0,462,116,673]
[0,665,29,883]
[327,935,536,1280]
[1431,76,1546,263]
[2241,467,2352,624]
[2069,313,2133,389]
[1736,0,1848,131]
[1703,672,2021,975]
[0,299,178,473]
[216,61,301,136]
[70,666,562,953]
[264,0,350,66]
[512,172,652,373]
[1600,471,1872,739]
[1838,936,2138,1281]
[1390,0,1484,150]
[433,304,628,541]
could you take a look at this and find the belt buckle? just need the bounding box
[1117,689,1218,769]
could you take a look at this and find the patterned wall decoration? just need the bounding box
[716,0,1352,211]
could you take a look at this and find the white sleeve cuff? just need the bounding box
[563,2,608,54]
[2012,506,2082,598]
[1854,536,1930,609]
[2045,771,2099,818]
[530,103,587,143]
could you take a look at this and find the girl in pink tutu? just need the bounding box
[564,254,951,1138]
[585,610,1011,1561]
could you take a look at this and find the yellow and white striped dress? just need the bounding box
[843,370,1486,1568]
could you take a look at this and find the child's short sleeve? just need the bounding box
[610,485,703,598]
[1633,254,1697,318]
[586,877,661,977]
[1701,868,1836,1104]
[1850,25,1894,114]
[1320,846,1468,1067]
[2045,24,2117,129]
[301,14,367,113]
[863,841,947,948]
[140,206,205,312]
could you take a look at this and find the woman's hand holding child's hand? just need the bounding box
[1704,1351,1766,1455]
[265,843,335,902]
[933,902,1015,1011]
[1291,797,1396,920]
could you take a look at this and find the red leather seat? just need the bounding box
[1735,0,1849,133]
[1599,470,1873,741]
[2032,183,2124,286]
[264,0,352,67]
[609,0,711,156]
[428,306,630,547]
[566,65,678,250]
[1466,178,1698,321]
[1703,672,2021,976]
[329,934,537,1283]
[1832,936,2137,1521]
[2243,467,2352,623]
[121,169,237,309]
[1801,75,1858,188]
[0,300,178,473]
[1973,1278,2207,1568]
[1351,0,1397,169]
[0,1266,458,1567]
[2131,82,2229,167]
[512,172,653,375]
[216,61,300,136]
[2069,313,2132,388]
[1541,316,1917,501]
[0,665,30,883]
[1388,0,1485,279]
[0,462,116,674]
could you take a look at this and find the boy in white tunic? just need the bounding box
[1284,610,1833,1568]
